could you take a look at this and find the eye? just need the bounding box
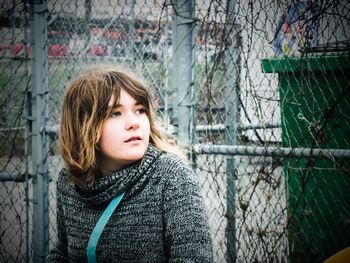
[136,107,146,114]
[111,111,121,117]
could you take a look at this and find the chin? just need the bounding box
[126,149,147,161]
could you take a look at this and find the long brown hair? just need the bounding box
[59,64,185,187]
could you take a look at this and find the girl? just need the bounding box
[48,65,213,262]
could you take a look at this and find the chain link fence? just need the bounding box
[0,0,33,262]
[1,0,349,262]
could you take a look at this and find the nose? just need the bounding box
[125,114,139,131]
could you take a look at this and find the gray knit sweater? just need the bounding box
[48,145,213,262]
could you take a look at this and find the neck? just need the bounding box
[98,161,132,177]
[96,155,132,177]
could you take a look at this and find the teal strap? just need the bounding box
[87,192,125,263]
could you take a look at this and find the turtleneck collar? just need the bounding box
[76,144,162,206]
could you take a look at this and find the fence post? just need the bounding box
[225,0,240,262]
[128,0,136,68]
[172,0,196,151]
[30,0,50,262]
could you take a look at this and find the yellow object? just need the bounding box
[324,247,350,263]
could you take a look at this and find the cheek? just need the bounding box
[144,117,151,135]
[99,121,119,146]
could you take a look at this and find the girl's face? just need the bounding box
[97,88,150,174]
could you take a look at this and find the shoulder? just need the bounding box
[57,168,70,185]
[155,152,199,190]
[157,151,191,170]
[56,168,74,196]
[156,152,194,177]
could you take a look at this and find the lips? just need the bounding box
[125,136,142,143]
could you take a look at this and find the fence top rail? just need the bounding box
[193,144,350,160]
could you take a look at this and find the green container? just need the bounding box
[262,55,350,262]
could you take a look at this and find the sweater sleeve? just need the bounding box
[162,159,213,263]
[47,174,69,263]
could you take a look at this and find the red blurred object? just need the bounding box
[90,44,108,56]
[0,43,32,58]
[48,44,69,58]
[0,42,69,58]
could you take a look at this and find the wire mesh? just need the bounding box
[0,1,33,262]
[1,0,349,262]
[193,1,350,262]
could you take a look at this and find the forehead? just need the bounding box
[108,89,142,108]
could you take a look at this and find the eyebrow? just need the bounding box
[108,102,143,109]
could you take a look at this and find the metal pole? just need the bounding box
[171,7,178,136]
[172,0,195,149]
[128,0,136,68]
[195,123,280,132]
[193,144,350,160]
[30,0,50,262]
[163,1,169,130]
[85,0,92,22]
[224,0,239,261]
[43,122,280,135]
[23,1,30,260]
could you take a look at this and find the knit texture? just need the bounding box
[48,145,213,262]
